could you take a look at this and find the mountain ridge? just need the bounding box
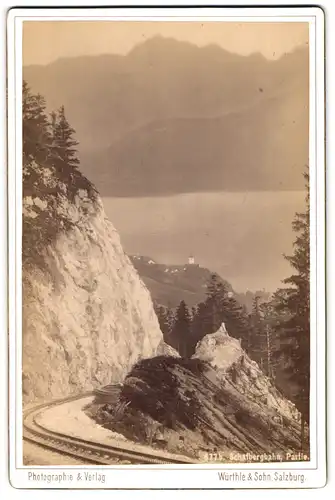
[23,36,308,197]
[24,36,308,69]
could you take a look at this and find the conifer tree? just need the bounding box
[260,300,279,378]
[224,294,251,350]
[191,305,198,320]
[250,295,266,369]
[273,171,310,447]
[52,105,80,170]
[49,110,57,150]
[164,307,176,348]
[22,81,97,267]
[154,303,173,340]
[203,274,251,349]
[170,300,192,357]
[191,301,211,350]
[205,273,229,331]
[23,80,51,164]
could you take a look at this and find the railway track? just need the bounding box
[23,392,194,465]
[93,384,122,403]
[94,383,122,396]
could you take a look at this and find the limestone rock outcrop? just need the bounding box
[22,161,163,402]
[94,324,302,459]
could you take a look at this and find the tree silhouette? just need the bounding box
[23,80,51,164]
[51,105,80,171]
[273,171,310,448]
[170,300,192,357]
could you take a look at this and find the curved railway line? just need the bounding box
[23,390,194,465]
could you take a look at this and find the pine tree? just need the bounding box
[205,274,251,349]
[23,80,51,164]
[154,303,173,340]
[224,295,251,351]
[191,305,198,320]
[49,110,58,150]
[259,300,276,378]
[52,105,80,170]
[250,295,267,370]
[205,273,229,332]
[22,82,98,269]
[187,273,252,356]
[170,300,192,357]
[166,307,176,332]
[191,301,211,349]
[273,171,310,447]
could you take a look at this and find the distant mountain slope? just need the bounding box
[95,85,308,196]
[130,255,225,307]
[130,255,270,310]
[23,37,303,148]
[23,37,308,196]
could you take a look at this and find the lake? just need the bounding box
[102,190,306,292]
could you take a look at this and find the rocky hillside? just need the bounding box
[130,255,270,310]
[91,324,302,459]
[22,160,164,403]
[130,255,232,308]
[194,324,299,420]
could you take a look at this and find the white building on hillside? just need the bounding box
[188,255,195,265]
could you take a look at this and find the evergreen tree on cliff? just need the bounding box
[51,105,80,171]
[274,171,310,447]
[23,80,51,165]
[22,82,96,267]
[170,300,192,357]
[49,104,93,198]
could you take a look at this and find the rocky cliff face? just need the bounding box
[194,323,300,422]
[22,161,163,403]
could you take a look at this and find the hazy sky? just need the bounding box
[23,21,309,66]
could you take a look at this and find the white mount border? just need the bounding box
[7,6,326,490]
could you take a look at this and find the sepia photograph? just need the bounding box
[7,6,326,490]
